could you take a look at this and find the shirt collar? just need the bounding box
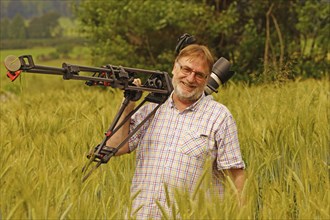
[167,91,206,112]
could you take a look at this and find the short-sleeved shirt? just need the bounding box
[129,93,245,219]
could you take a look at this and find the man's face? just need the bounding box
[172,56,209,102]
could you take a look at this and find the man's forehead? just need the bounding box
[179,57,210,72]
[180,56,206,64]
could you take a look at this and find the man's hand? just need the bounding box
[225,168,246,206]
[125,78,143,101]
[133,78,142,87]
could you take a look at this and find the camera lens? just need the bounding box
[204,57,234,95]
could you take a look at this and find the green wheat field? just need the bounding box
[0,49,329,219]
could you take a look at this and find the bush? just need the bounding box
[0,38,88,50]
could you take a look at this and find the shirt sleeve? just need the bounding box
[215,112,245,170]
[128,103,155,152]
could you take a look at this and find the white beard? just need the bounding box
[172,80,205,102]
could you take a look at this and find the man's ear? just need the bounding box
[172,62,178,76]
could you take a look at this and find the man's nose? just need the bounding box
[185,71,196,82]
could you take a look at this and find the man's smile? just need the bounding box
[180,81,197,91]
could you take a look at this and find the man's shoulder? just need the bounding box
[203,95,227,109]
[140,102,158,112]
[202,95,232,116]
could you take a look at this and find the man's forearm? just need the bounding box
[226,168,246,205]
[106,100,135,155]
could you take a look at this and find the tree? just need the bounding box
[0,18,11,39]
[75,0,227,70]
[8,14,26,39]
[1,0,76,19]
[6,0,27,19]
[75,0,329,81]
[27,12,61,38]
[294,1,330,77]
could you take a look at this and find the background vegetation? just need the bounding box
[1,0,329,81]
[74,0,329,81]
[0,0,329,219]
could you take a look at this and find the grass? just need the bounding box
[217,80,329,219]
[0,48,329,219]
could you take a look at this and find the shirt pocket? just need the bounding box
[178,131,210,158]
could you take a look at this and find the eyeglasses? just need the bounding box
[177,62,208,81]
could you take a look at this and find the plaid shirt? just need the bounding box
[129,93,245,219]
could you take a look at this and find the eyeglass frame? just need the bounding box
[176,61,208,81]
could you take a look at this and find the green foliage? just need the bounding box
[0,38,88,50]
[8,14,26,39]
[0,0,75,19]
[293,1,330,78]
[1,6,82,41]
[75,0,225,70]
[57,17,82,38]
[0,18,11,39]
[27,12,61,39]
[2,0,329,80]
[75,0,329,81]
[3,0,27,19]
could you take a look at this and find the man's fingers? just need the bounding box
[133,78,142,86]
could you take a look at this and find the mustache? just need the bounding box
[181,80,198,87]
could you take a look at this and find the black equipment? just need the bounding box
[3,34,235,181]
[4,54,173,181]
[175,33,197,55]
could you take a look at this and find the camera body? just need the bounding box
[175,33,234,95]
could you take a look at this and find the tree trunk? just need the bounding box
[264,3,274,74]
[271,13,284,69]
